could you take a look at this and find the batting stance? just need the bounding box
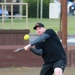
[24,23,67,75]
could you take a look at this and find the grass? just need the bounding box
[68,17,75,34]
[0,16,75,34]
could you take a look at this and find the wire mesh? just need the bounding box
[0,0,75,35]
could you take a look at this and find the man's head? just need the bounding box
[33,23,46,35]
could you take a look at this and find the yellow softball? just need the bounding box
[24,34,30,40]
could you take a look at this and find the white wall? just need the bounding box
[49,2,61,19]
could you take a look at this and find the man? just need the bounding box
[24,23,67,75]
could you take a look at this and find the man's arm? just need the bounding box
[30,48,43,56]
[30,33,50,46]
[24,33,50,51]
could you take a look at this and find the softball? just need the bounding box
[24,34,30,40]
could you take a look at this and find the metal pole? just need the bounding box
[19,0,23,19]
[26,3,28,29]
[11,4,13,29]
[37,0,39,19]
[2,4,4,29]
[40,0,43,19]
[4,0,6,11]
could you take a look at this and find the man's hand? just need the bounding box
[24,44,31,51]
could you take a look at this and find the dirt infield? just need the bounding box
[0,67,75,75]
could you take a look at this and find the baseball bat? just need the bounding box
[13,48,24,52]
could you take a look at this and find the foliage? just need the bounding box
[23,0,50,18]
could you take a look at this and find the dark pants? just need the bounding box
[40,60,66,75]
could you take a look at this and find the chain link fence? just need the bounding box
[0,0,75,35]
[0,2,28,29]
[24,0,60,34]
[24,0,75,35]
[67,0,75,35]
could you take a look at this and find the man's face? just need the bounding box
[36,27,45,36]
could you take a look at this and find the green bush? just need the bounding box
[23,0,50,18]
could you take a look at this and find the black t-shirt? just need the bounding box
[35,29,67,64]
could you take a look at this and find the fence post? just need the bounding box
[61,0,67,51]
